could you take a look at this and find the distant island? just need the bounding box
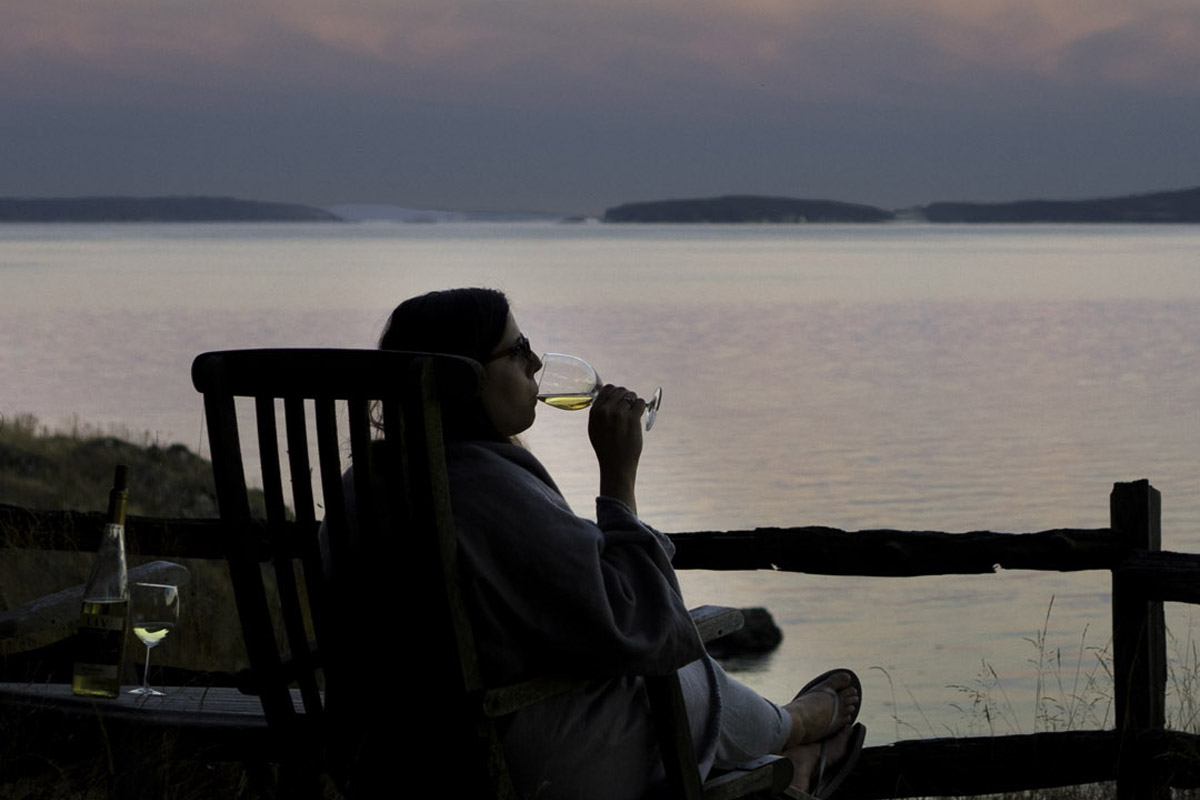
[918,186,1200,223]
[604,186,1200,224]
[604,195,894,223]
[0,196,340,223]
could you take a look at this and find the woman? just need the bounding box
[374,288,864,799]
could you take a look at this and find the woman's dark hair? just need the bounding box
[379,288,510,363]
[377,287,510,441]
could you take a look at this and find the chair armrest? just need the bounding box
[704,755,799,800]
[482,676,599,718]
[689,605,744,644]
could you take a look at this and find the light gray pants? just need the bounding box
[708,660,793,767]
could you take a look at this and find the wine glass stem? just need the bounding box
[143,646,152,693]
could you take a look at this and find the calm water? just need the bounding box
[4,221,1200,740]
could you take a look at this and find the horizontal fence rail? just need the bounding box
[3,506,1154,576]
[0,504,228,559]
[2,480,1195,800]
[669,526,1128,575]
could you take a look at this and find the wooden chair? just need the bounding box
[191,348,796,799]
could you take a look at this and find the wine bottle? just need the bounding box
[71,465,130,698]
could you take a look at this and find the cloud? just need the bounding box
[1056,5,1200,90]
[7,0,1199,111]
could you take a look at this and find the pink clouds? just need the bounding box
[3,0,1198,117]
[6,0,1199,102]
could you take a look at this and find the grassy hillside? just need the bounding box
[0,414,219,517]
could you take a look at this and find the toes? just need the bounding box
[818,671,852,691]
[786,670,863,748]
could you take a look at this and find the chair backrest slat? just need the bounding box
[283,397,329,656]
[314,397,350,554]
[253,396,287,528]
[379,397,413,536]
[283,397,316,537]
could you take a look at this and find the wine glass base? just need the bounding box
[128,686,165,696]
[645,387,663,431]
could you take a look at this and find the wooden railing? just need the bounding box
[3,479,1198,800]
[669,480,1197,800]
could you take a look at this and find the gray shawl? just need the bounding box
[446,441,721,800]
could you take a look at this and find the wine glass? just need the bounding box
[536,353,663,431]
[128,582,180,696]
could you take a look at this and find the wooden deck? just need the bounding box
[0,682,277,728]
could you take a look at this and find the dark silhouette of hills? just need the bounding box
[7,186,1200,224]
[0,196,341,222]
[604,195,894,223]
[603,187,1200,223]
[918,186,1200,222]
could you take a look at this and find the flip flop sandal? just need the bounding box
[794,668,862,740]
[812,723,866,799]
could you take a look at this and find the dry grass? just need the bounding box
[872,597,1200,800]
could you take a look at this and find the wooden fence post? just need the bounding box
[1111,480,1167,800]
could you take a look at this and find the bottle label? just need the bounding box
[78,610,126,631]
[73,599,128,696]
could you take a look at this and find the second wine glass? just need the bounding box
[128,582,180,696]
[536,353,662,431]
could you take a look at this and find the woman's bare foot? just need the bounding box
[781,671,859,749]
[782,722,857,795]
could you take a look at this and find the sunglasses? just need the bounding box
[485,334,534,364]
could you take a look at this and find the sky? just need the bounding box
[4,0,1200,215]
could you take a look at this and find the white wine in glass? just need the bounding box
[536,353,663,431]
[128,582,180,696]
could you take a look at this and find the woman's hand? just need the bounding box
[589,384,646,514]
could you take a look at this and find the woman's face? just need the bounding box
[481,312,542,437]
